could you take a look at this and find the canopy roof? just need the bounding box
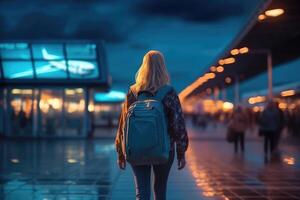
[186,0,300,98]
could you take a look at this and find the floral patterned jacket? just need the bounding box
[115,85,189,161]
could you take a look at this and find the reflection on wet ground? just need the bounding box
[1,135,300,200]
[186,140,300,200]
[0,139,118,200]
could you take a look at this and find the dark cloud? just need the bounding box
[5,12,67,39]
[0,15,6,37]
[136,0,245,22]
[72,19,125,42]
[0,11,125,43]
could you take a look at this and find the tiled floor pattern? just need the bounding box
[1,131,300,200]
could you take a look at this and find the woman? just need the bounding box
[115,50,189,200]
[228,106,248,153]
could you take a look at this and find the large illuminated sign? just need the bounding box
[42,48,95,76]
[1,45,97,79]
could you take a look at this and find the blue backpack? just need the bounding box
[124,85,172,165]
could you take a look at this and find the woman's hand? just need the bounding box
[118,156,126,170]
[177,156,186,170]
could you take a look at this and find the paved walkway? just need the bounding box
[1,125,300,200]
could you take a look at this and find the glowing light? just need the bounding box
[204,73,215,79]
[279,103,287,110]
[11,159,20,164]
[67,102,79,113]
[239,47,249,54]
[230,49,239,55]
[88,104,95,112]
[48,98,61,110]
[283,156,295,165]
[225,77,231,84]
[281,90,295,97]
[75,88,84,93]
[210,66,217,72]
[216,66,224,73]
[12,89,32,95]
[67,158,78,164]
[218,59,225,65]
[253,106,262,112]
[223,102,234,111]
[65,89,75,95]
[224,57,235,64]
[258,14,266,21]
[248,96,266,104]
[94,90,126,103]
[265,8,284,17]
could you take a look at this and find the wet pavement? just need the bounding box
[1,127,300,200]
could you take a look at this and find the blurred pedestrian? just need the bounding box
[228,105,249,153]
[259,100,284,161]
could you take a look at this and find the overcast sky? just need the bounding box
[0,0,262,92]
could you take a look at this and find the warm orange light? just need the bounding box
[258,14,266,21]
[223,102,234,111]
[224,57,235,64]
[179,75,208,101]
[281,90,295,97]
[265,8,284,17]
[204,73,215,79]
[239,47,249,54]
[252,106,260,112]
[218,59,225,65]
[210,66,216,72]
[279,102,288,110]
[216,66,224,73]
[225,77,231,84]
[283,157,295,165]
[230,49,239,55]
[248,96,266,104]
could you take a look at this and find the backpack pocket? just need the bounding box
[127,115,159,156]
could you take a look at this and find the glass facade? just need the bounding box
[0,41,110,138]
[0,88,90,137]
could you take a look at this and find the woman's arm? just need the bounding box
[164,89,189,160]
[115,90,136,160]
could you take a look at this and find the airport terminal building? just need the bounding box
[0,41,122,138]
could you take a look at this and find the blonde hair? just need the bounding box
[133,50,170,94]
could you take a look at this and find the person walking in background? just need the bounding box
[259,101,284,161]
[228,105,249,153]
[115,50,189,200]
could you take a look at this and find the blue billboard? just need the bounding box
[0,42,105,83]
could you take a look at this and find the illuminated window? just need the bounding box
[66,44,97,59]
[0,43,30,59]
[2,61,34,79]
[68,60,99,79]
[32,44,64,60]
[34,61,68,78]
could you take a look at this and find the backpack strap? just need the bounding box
[154,85,173,101]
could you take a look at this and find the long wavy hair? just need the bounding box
[132,50,170,94]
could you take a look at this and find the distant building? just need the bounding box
[0,41,111,138]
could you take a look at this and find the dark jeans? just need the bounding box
[130,150,175,200]
[234,132,245,153]
[263,131,277,155]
